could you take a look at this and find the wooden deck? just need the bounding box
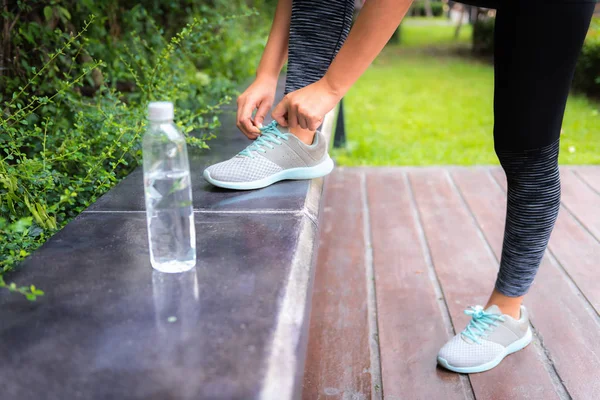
[303,166,600,400]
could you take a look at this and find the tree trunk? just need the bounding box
[454,5,468,39]
[1,0,9,78]
[424,0,433,17]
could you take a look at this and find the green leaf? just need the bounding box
[59,7,71,21]
[43,6,53,21]
[28,226,44,238]
[12,218,32,233]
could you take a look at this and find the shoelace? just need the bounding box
[461,305,505,345]
[238,121,289,158]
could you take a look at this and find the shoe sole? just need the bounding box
[203,156,335,190]
[437,326,533,374]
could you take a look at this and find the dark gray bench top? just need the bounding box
[0,80,333,400]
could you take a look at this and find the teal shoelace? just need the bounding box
[238,121,289,158]
[461,305,506,345]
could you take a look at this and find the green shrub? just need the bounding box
[0,1,270,297]
[574,17,600,98]
[472,17,495,55]
[411,1,445,17]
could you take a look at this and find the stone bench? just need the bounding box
[0,79,333,400]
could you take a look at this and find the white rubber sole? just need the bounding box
[437,326,533,374]
[203,156,335,190]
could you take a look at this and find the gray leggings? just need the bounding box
[284,0,594,296]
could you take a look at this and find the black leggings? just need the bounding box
[285,0,595,296]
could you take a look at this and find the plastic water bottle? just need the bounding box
[143,102,196,273]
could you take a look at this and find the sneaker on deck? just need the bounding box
[437,305,533,374]
[203,121,334,190]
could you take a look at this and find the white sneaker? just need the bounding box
[437,305,533,374]
[203,121,333,190]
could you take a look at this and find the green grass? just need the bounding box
[399,17,472,48]
[334,19,600,165]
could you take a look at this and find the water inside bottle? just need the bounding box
[145,168,196,273]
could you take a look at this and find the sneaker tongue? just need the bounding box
[460,305,502,344]
[484,305,503,315]
[275,124,290,134]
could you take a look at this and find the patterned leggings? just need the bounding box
[284,0,595,296]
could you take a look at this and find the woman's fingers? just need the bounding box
[272,84,335,132]
[236,98,253,138]
[237,97,261,138]
[298,114,309,130]
[288,105,299,129]
[242,116,258,136]
[271,97,289,127]
[253,100,272,129]
[273,95,302,129]
[308,116,322,131]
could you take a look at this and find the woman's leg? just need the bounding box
[488,1,594,318]
[285,0,354,94]
[284,0,354,143]
[438,1,594,373]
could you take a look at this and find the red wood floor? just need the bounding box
[303,166,600,400]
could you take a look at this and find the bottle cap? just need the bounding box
[148,101,174,121]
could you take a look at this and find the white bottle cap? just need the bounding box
[148,101,174,121]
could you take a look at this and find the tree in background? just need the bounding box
[424,0,433,17]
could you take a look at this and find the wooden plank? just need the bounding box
[410,168,560,400]
[302,169,371,399]
[457,167,600,399]
[574,166,600,194]
[489,167,506,192]
[549,209,600,315]
[366,169,470,400]
[558,168,600,241]
[447,167,506,258]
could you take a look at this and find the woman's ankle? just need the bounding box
[289,126,316,145]
[485,288,524,319]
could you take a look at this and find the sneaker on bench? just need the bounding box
[203,121,334,190]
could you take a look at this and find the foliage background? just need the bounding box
[574,17,600,98]
[0,0,273,296]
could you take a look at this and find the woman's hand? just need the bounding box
[237,76,278,139]
[271,78,341,131]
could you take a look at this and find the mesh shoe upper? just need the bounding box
[206,154,283,182]
[438,334,505,368]
[204,121,328,184]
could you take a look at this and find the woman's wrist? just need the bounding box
[321,72,346,100]
[255,69,280,84]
